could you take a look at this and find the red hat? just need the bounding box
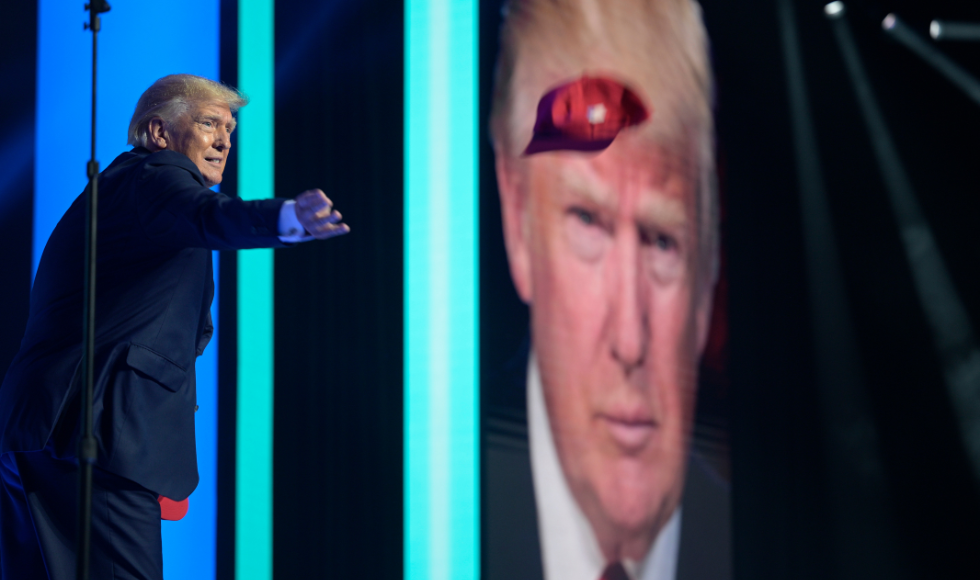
[523,76,650,155]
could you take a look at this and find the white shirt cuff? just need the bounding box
[278,200,314,243]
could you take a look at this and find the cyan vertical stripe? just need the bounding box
[34,2,221,578]
[237,0,275,579]
[405,1,479,579]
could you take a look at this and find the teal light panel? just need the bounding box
[237,0,275,579]
[404,1,479,579]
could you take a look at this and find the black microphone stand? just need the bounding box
[78,2,110,579]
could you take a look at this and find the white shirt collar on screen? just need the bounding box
[527,353,682,580]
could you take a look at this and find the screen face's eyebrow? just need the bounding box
[635,189,688,231]
[554,158,690,231]
[556,161,617,210]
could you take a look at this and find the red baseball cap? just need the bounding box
[523,75,650,155]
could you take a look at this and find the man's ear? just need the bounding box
[147,117,170,151]
[495,151,534,304]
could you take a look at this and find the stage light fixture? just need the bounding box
[832,4,980,486]
[930,20,980,42]
[881,13,980,107]
[824,2,845,19]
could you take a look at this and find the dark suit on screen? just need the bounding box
[483,348,732,580]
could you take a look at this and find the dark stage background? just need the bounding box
[0,1,36,411]
[220,1,405,578]
[713,1,980,578]
[2,0,979,578]
[269,1,405,578]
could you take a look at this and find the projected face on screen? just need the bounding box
[498,131,711,559]
[487,0,720,573]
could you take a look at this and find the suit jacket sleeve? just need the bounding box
[136,150,288,250]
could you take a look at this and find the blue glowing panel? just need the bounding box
[35,2,220,578]
[35,0,219,276]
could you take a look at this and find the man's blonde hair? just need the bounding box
[489,0,718,288]
[128,74,248,147]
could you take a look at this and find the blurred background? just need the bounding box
[1,0,978,578]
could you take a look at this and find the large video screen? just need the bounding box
[478,1,730,578]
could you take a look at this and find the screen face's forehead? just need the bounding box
[495,0,711,161]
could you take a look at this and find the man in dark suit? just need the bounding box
[0,74,348,580]
[484,1,730,578]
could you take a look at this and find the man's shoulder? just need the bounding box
[102,147,203,186]
[136,149,205,185]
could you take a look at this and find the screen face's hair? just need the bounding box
[489,0,718,288]
[127,74,248,148]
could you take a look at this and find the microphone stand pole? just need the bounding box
[78,2,110,579]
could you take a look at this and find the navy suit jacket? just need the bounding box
[0,147,287,500]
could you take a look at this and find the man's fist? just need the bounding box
[295,189,350,240]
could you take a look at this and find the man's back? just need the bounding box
[0,147,285,499]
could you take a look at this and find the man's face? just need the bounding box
[499,134,711,559]
[170,101,235,187]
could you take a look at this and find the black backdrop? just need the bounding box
[217,1,405,578]
[262,1,405,578]
[2,0,980,578]
[271,0,405,577]
[713,0,980,577]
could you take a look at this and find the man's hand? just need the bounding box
[295,189,350,240]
